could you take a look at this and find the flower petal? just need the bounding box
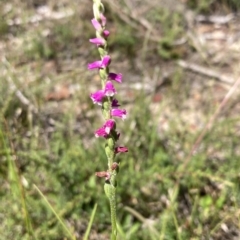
[111,109,127,120]
[95,171,110,180]
[101,55,111,68]
[88,60,102,70]
[108,73,122,83]
[104,81,116,96]
[91,18,102,30]
[115,146,128,154]
[100,14,107,26]
[95,127,108,138]
[112,99,121,108]
[89,38,105,46]
[104,119,115,134]
[90,90,105,105]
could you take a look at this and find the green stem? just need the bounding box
[110,188,117,240]
[104,180,117,240]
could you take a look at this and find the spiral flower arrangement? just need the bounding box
[88,0,128,238]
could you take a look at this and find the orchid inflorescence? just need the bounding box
[88,0,128,238]
[88,0,128,177]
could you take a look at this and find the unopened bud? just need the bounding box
[111,162,119,170]
[115,146,128,154]
[95,171,110,180]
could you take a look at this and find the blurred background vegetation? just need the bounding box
[1,0,240,239]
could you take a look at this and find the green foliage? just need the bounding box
[146,8,185,59]
[1,1,240,239]
[25,35,56,60]
[1,82,240,239]
[109,24,137,60]
[187,0,215,13]
[54,22,75,44]
[0,16,9,37]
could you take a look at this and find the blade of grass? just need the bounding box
[124,206,159,239]
[169,187,182,240]
[83,203,98,240]
[159,211,168,240]
[171,210,182,240]
[34,184,76,240]
[1,123,35,239]
[116,221,126,240]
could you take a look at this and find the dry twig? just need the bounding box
[195,14,235,24]
[178,76,240,177]
[177,60,233,84]
[2,57,38,114]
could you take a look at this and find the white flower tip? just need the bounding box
[105,127,110,134]
[105,91,115,97]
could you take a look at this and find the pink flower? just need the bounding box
[104,81,116,96]
[89,13,127,143]
[115,146,128,154]
[95,127,108,138]
[111,109,127,120]
[111,162,119,170]
[95,171,110,180]
[108,73,122,83]
[103,30,110,37]
[88,60,102,70]
[90,90,105,105]
[91,15,107,31]
[89,38,105,46]
[104,119,115,134]
[88,55,111,70]
[112,99,120,108]
[91,18,102,30]
[102,55,111,67]
[100,14,107,26]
